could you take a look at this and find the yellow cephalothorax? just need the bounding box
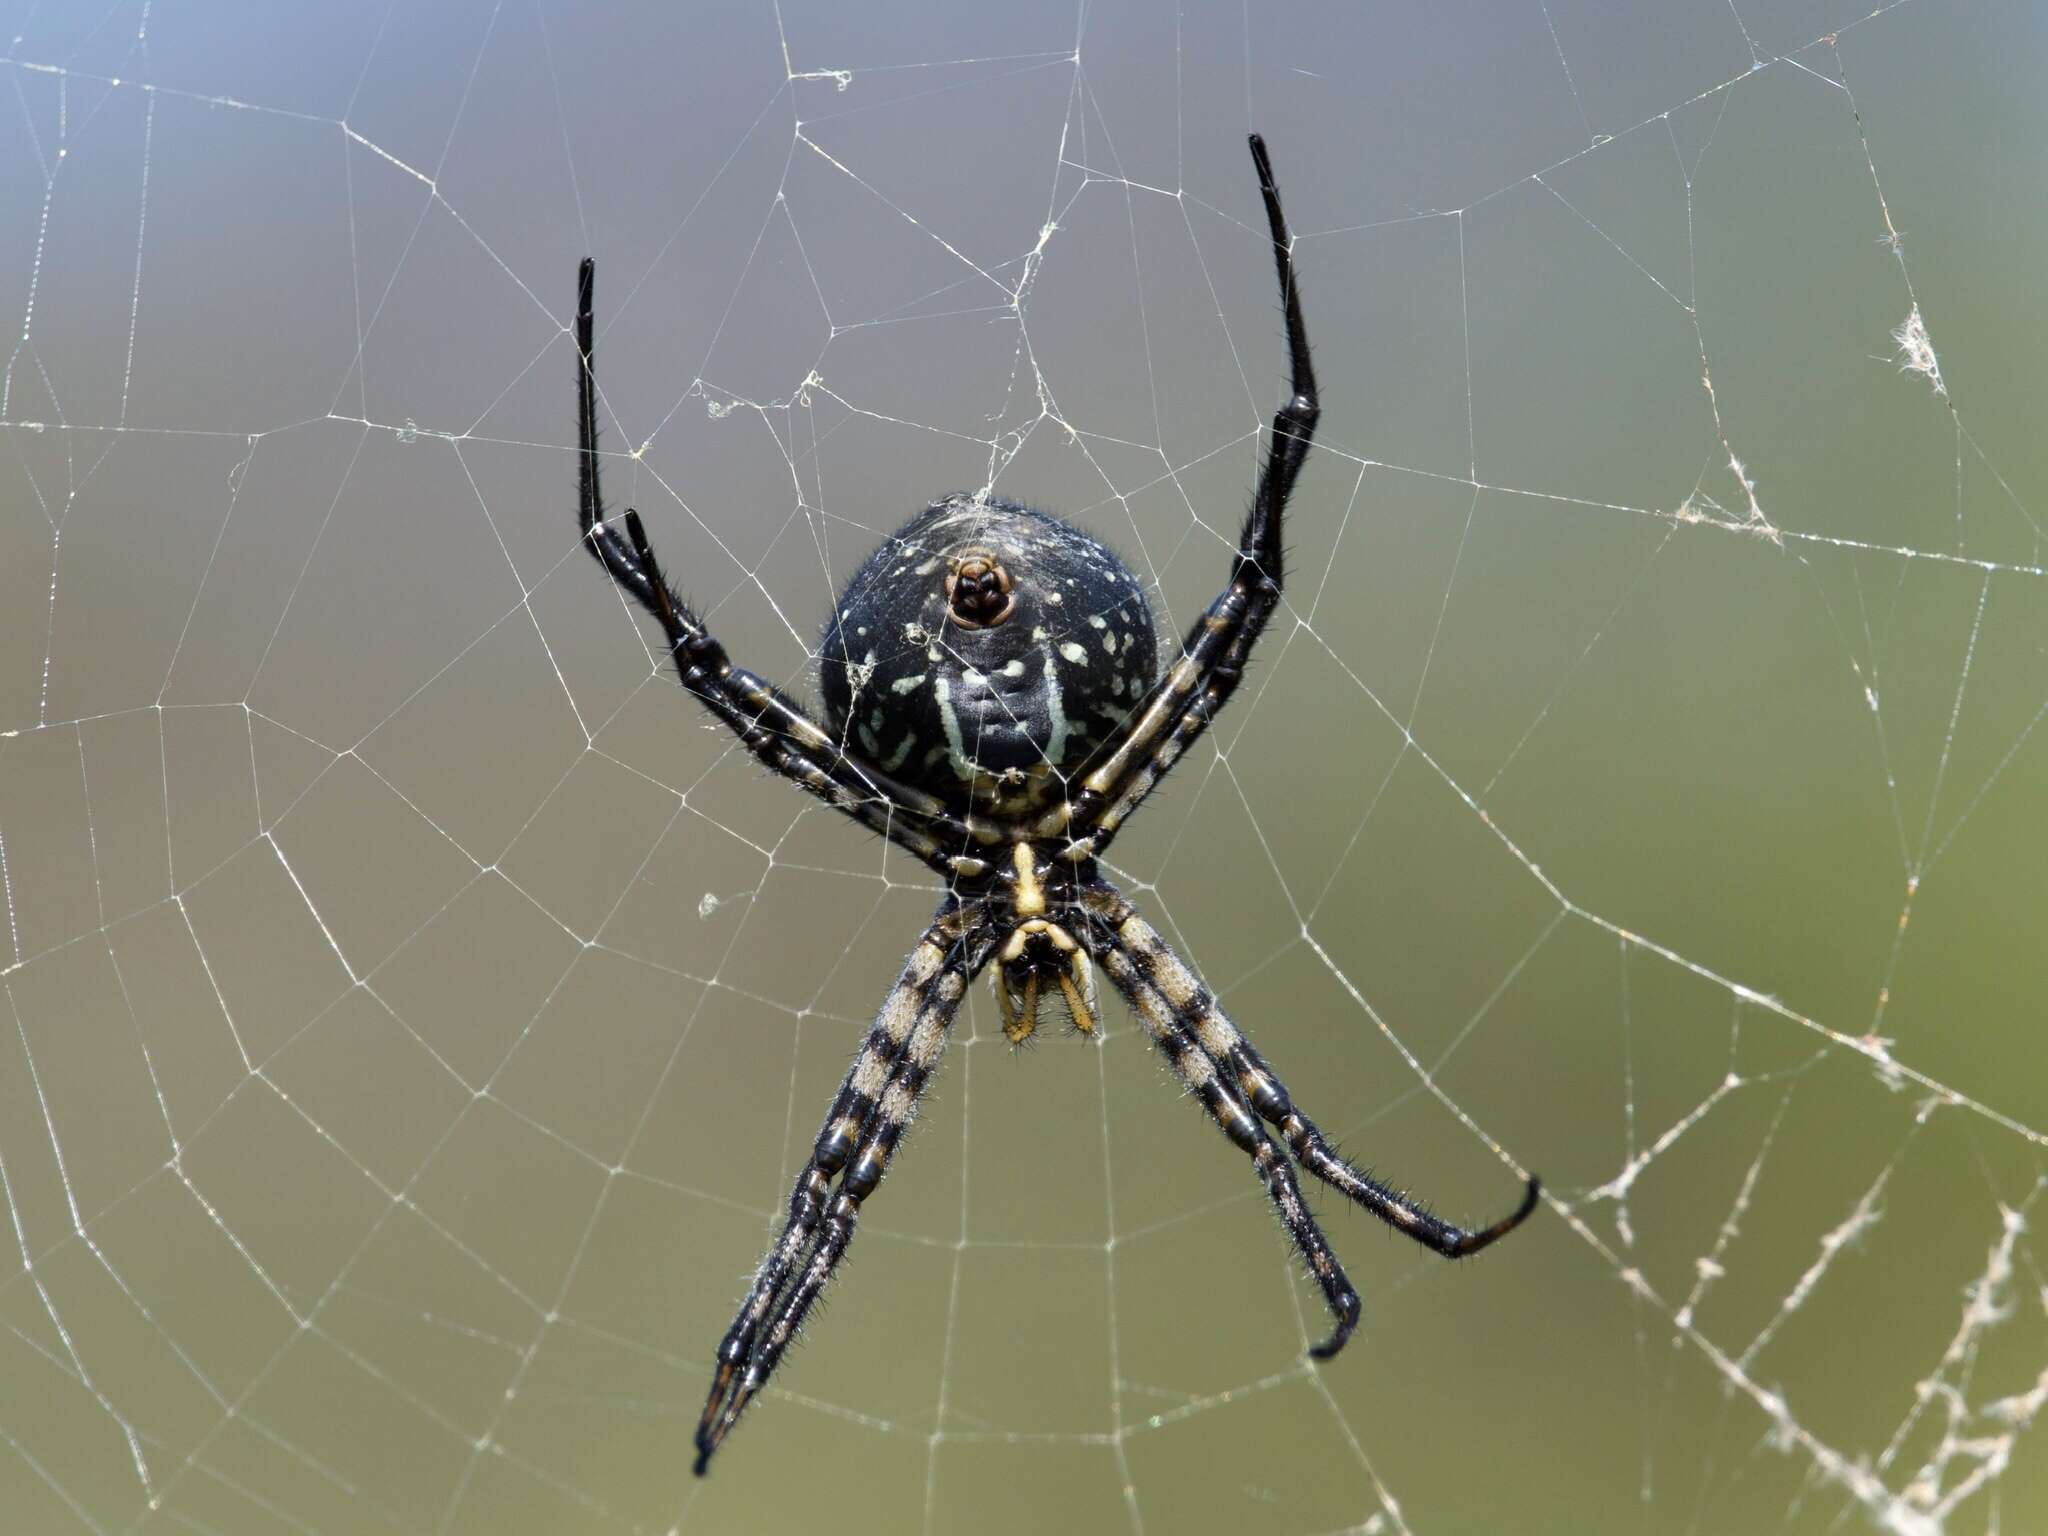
[994,844,1098,1044]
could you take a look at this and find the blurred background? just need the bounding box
[2,1,2045,1531]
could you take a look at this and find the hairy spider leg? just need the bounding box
[1227,1030,1541,1257]
[695,904,997,1473]
[575,259,982,878]
[1089,890,1540,1298]
[1052,135,1320,856]
[1086,895,1363,1356]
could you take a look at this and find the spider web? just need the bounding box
[2,0,2045,1531]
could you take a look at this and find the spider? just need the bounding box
[574,136,1540,1476]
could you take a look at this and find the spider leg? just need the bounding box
[575,260,983,878]
[694,901,996,1474]
[1054,135,1319,856]
[1097,890,1538,1257]
[1086,888,1538,1354]
[1084,889,1363,1358]
[1226,1028,1540,1256]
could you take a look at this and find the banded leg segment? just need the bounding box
[575,260,977,876]
[1089,899,1363,1358]
[1057,135,1319,853]
[1073,657,1232,849]
[1101,896,1540,1259]
[695,904,996,1473]
[1229,1032,1541,1256]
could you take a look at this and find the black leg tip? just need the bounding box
[692,1418,721,1477]
[1307,1326,1352,1363]
[1447,1172,1542,1257]
[1248,133,1274,184]
[1307,1294,1360,1361]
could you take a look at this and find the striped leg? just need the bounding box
[694,905,995,1473]
[1053,135,1318,856]
[1088,895,1363,1358]
[576,260,981,877]
[1098,894,1538,1261]
[1227,1031,1540,1257]
[1069,659,1233,851]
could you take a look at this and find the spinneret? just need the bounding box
[946,551,1014,627]
[572,134,1540,1478]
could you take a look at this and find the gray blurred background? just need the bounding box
[3,1,2045,1531]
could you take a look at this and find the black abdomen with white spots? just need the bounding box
[820,494,1158,815]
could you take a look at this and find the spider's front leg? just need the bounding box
[1081,888,1363,1355]
[1082,885,1538,1357]
[694,901,997,1474]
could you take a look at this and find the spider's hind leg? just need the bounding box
[1058,135,1320,857]
[573,258,970,880]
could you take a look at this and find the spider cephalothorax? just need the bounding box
[984,842,1101,1044]
[573,136,1540,1478]
[819,495,1158,817]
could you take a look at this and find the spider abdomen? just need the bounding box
[820,494,1158,814]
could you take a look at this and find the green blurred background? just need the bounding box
[2,2,2044,1531]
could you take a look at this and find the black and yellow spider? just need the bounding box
[574,136,1539,1476]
